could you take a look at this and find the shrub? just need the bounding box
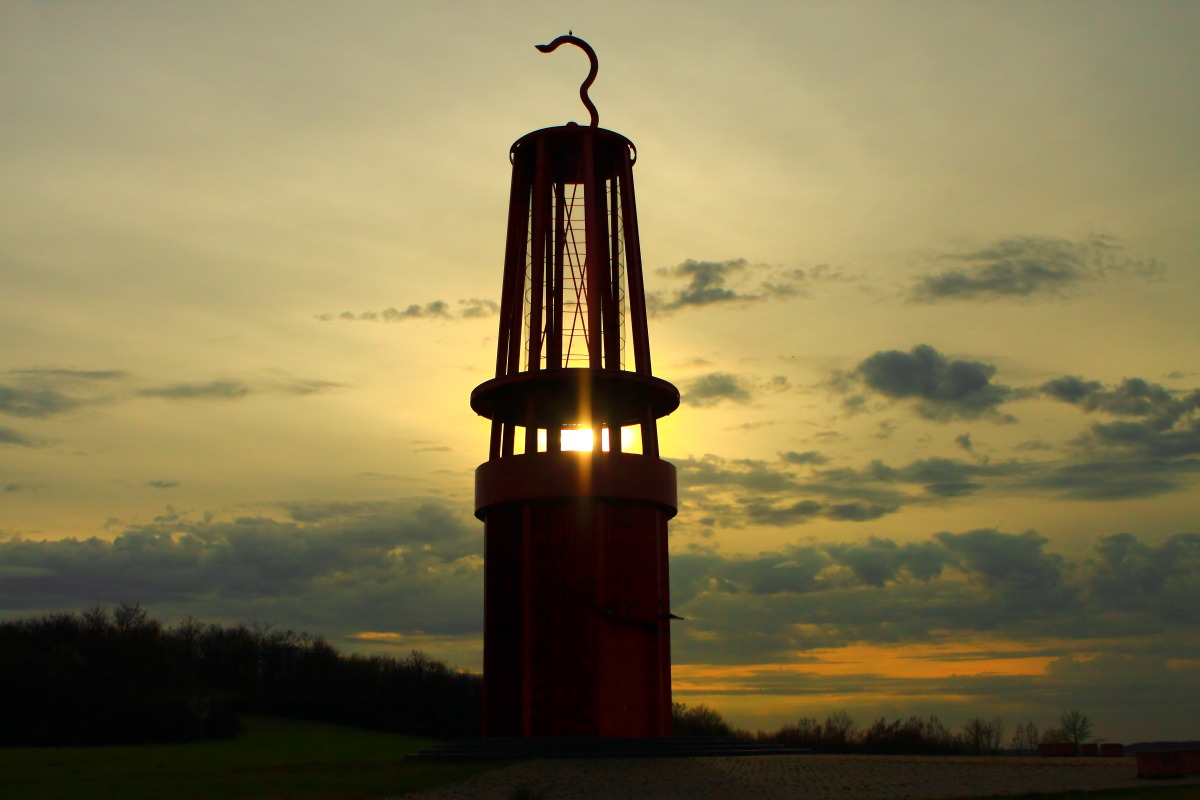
[671,702,734,736]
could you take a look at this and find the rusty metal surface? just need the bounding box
[470,368,679,427]
[475,37,678,739]
[474,450,678,517]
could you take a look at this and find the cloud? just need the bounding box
[4,506,1197,733]
[741,498,827,526]
[935,529,1066,596]
[0,426,37,447]
[674,454,799,494]
[680,373,790,408]
[911,235,1163,302]
[146,480,179,489]
[681,373,750,407]
[266,377,343,396]
[673,428,1199,532]
[10,369,127,381]
[670,528,1200,666]
[2,369,338,416]
[1031,457,1198,501]
[0,369,129,420]
[651,259,749,311]
[1042,376,1200,430]
[647,259,815,315]
[316,298,497,322]
[847,344,1015,421]
[0,383,82,418]
[1034,374,1200,495]
[1086,532,1200,625]
[14,515,1176,662]
[136,380,252,400]
[135,376,341,401]
[672,454,911,528]
[0,500,482,638]
[826,537,949,586]
[781,450,829,466]
[457,298,499,318]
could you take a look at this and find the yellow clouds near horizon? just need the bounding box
[673,638,1063,695]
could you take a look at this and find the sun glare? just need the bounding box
[561,427,602,451]
[540,426,643,453]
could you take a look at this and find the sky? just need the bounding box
[2,1,1198,743]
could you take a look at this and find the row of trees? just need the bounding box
[672,704,1095,755]
[1,605,481,746]
[5,604,1094,753]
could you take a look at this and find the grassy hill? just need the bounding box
[0,716,505,800]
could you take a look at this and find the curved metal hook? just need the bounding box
[535,35,599,127]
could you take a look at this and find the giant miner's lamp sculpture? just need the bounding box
[471,36,680,738]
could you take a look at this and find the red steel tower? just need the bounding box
[471,36,679,738]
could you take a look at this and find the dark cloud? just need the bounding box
[1083,420,1200,459]
[911,235,1163,302]
[680,373,790,408]
[673,436,1199,532]
[134,376,340,401]
[137,380,251,400]
[1,370,337,417]
[824,501,899,521]
[1086,532,1200,625]
[681,373,750,407]
[826,538,948,586]
[1031,458,1196,501]
[674,455,797,494]
[890,457,1019,498]
[0,369,115,443]
[1042,376,1200,429]
[935,529,1065,595]
[0,383,81,418]
[5,507,1197,734]
[0,500,482,638]
[741,498,825,526]
[670,528,1200,669]
[1034,374,1200,495]
[850,344,1014,421]
[10,369,127,381]
[0,369,127,420]
[781,450,829,466]
[646,259,810,315]
[672,454,912,528]
[316,298,497,322]
[651,259,747,311]
[146,480,179,489]
[457,298,499,318]
[0,426,37,447]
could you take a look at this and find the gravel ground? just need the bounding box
[393,754,1200,800]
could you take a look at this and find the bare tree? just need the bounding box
[961,716,1004,754]
[1009,720,1039,754]
[1040,726,1066,744]
[1059,708,1093,752]
[823,710,858,747]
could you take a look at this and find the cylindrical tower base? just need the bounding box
[477,452,675,738]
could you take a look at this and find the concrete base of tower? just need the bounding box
[476,452,676,738]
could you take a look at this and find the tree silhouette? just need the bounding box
[0,606,480,746]
[1059,708,1093,752]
